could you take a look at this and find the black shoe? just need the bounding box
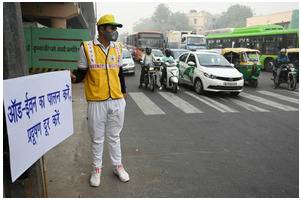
[138,84,143,89]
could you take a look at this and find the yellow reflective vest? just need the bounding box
[82,41,124,101]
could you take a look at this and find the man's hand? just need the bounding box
[123,93,127,99]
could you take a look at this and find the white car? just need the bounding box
[178,51,244,96]
[152,49,164,62]
[122,48,135,75]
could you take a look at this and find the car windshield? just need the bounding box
[245,52,259,62]
[187,37,206,45]
[152,50,164,57]
[197,53,232,67]
[122,49,132,59]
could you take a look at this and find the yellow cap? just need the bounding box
[96,14,123,27]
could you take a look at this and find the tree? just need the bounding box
[212,4,253,29]
[168,12,192,31]
[133,18,155,32]
[133,4,193,32]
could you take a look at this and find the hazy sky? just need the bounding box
[97,1,299,34]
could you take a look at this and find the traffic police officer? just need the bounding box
[71,14,129,187]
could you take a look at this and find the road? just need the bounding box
[45,64,299,197]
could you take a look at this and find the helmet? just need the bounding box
[96,14,123,27]
[145,47,152,55]
[165,49,172,57]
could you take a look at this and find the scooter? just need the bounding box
[159,60,179,93]
[272,63,297,91]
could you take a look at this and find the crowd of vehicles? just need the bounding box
[122,25,298,93]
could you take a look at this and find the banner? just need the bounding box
[3,71,74,182]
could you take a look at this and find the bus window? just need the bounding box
[286,34,298,48]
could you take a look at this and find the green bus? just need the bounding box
[206,25,299,71]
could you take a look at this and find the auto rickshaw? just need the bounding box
[221,48,261,88]
[286,48,299,82]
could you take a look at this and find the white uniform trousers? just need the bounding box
[87,98,126,168]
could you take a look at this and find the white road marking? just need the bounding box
[224,97,270,112]
[240,92,298,111]
[129,92,166,115]
[287,90,299,97]
[257,90,298,104]
[185,92,238,113]
[159,92,203,113]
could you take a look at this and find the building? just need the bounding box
[21,2,96,38]
[246,10,294,28]
[186,10,215,34]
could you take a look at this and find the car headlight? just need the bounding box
[204,72,216,79]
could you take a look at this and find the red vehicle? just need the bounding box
[126,31,165,62]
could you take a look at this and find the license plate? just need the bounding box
[223,82,237,86]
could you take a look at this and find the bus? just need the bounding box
[126,31,165,62]
[206,25,299,70]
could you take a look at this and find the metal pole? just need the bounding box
[40,156,48,197]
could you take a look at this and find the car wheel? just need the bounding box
[194,78,204,94]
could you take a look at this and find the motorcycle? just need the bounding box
[272,63,297,91]
[159,60,179,93]
[141,61,161,92]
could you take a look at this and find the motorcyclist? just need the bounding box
[274,48,290,86]
[139,47,155,88]
[159,49,174,90]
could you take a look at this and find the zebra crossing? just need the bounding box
[128,90,299,116]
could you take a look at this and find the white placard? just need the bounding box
[3,71,74,182]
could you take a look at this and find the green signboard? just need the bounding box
[24,27,90,69]
[24,28,32,69]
